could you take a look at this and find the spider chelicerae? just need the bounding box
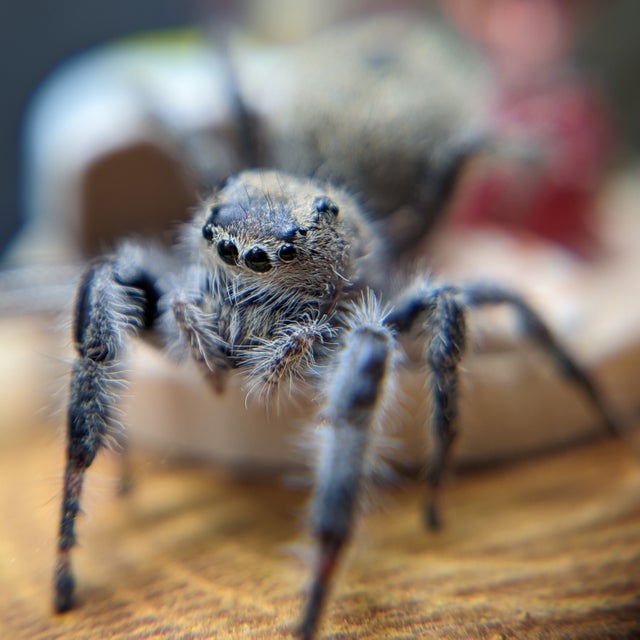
[53,169,616,639]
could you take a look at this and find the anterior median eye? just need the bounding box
[245,247,272,272]
[277,243,297,262]
[217,239,239,265]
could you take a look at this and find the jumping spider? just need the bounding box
[54,169,616,638]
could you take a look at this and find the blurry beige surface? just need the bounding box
[1,423,639,639]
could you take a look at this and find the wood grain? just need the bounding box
[1,424,639,639]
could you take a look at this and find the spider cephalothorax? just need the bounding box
[53,169,616,639]
[198,171,379,304]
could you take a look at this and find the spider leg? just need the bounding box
[171,294,229,393]
[54,247,163,613]
[386,284,466,530]
[459,282,620,435]
[299,301,396,640]
[386,277,619,531]
[239,315,334,400]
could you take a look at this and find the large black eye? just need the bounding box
[277,243,297,262]
[217,239,239,265]
[312,196,339,218]
[245,247,272,272]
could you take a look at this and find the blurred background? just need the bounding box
[1,0,640,257]
[0,0,188,255]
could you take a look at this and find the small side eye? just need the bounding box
[312,196,339,218]
[277,243,297,262]
[217,239,239,265]
[217,175,232,191]
[203,204,222,241]
[208,204,222,222]
[202,223,215,242]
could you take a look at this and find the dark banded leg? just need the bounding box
[459,283,620,435]
[386,284,467,530]
[386,278,618,532]
[54,250,161,613]
[299,319,395,639]
[423,290,467,529]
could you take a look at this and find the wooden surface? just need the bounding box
[1,424,640,639]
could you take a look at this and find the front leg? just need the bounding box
[386,283,466,530]
[54,247,163,613]
[240,314,335,398]
[299,296,397,639]
[171,294,230,393]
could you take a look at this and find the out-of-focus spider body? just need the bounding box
[174,13,490,258]
[55,167,616,639]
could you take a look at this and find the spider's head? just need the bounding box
[199,170,376,298]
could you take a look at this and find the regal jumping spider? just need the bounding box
[47,10,622,639]
[54,167,616,638]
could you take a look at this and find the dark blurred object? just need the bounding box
[442,0,616,256]
[578,0,640,158]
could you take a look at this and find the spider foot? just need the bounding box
[298,535,343,640]
[424,499,442,531]
[53,553,75,613]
